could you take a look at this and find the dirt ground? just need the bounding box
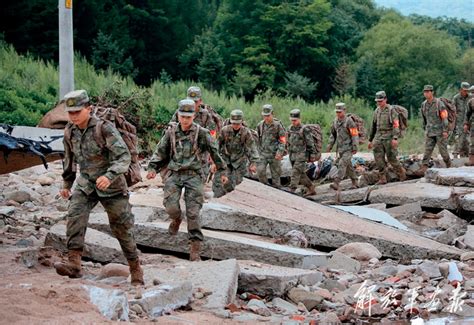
[0,232,249,325]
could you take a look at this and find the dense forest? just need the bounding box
[0,0,473,149]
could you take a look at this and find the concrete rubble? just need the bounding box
[1,162,473,323]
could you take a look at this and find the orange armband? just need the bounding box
[349,128,359,137]
[279,136,287,144]
[439,110,448,120]
[393,120,400,128]
[210,130,217,138]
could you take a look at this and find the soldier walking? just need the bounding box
[286,109,317,196]
[368,91,407,184]
[452,82,471,158]
[212,110,259,198]
[55,90,144,285]
[416,85,451,175]
[463,96,474,166]
[256,104,286,188]
[327,103,359,190]
[146,99,228,261]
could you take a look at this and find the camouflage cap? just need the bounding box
[423,85,434,91]
[63,89,90,112]
[460,82,470,90]
[289,109,301,120]
[335,102,346,112]
[230,109,243,124]
[375,91,387,101]
[262,104,273,116]
[178,99,196,117]
[470,85,474,93]
[187,86,202,101]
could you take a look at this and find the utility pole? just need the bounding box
[58,0,74,99]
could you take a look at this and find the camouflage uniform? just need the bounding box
[452,84,471,157]
[464,98,474,156]
[287,109,317,193]
[421,94,450,167]
[62,113,138,262]
[213,111,259,198]
[328,114,358,183]
[369,91,405,180]
[256,105,286,187]
[147,114,226,242]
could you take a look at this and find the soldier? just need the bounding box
[469,86,474,98]
[256,104,286,188]
[55,90,144,285]
[327,103,359,190]
[171,86,220,181]
[451,82,471,158]
[463,96,474,166]
[212,110,259,198]
[368,91,407,184]
[417,85,451,175]
[146,99,228,261]
[287,109,317,196]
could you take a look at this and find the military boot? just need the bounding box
[414,165,428,177]
[351,178,359,189]
[189,241,202,262]
[54,250,83,278]
[376,172,387,185]
[397,167,407,182]
[304,184,316,197]
[128,258,144,286]
[465,155,474,166]
[168,218,182,236]
[329,178,341,191]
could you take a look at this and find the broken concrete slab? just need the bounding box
[335,242,382,262]
[425,167,474,187]
[202,180,462,260]
[308,186,369,204]
[89,216,328,269]
[238,260,324,297]
[84,285,129,321]
[89,206,162,225]
[385,202,423,219]
[287,288,323,311]
[129,282,193,317]
[370,182,474,211]
[331,205,408,231]
[45,224,127,264]
[436,210,468,230]
[142,259,239,310]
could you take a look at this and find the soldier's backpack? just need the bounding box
[63,106,142,187]
[421,98,456,133]
[389,105,409,138]
[202,104,224,133]
[346,113,367,144]
[294,124,323,161]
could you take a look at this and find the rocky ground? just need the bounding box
[0,161,473,324]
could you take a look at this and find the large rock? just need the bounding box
[84,285,129,321]
[287,288,323,311]
[238,260,324,297]
[385,202,423,219]
[416,261,442,278]
[99,263,130,279]
[45,224,127,264]
[271,298,299,314]
[89,217,328,269]
[335,243,382,262]
[129,282,193,317]
[327,252,361,273]
[4,190,31,204]
[425,166,474,187]
[142,259,239,310]
[462,225,474,250]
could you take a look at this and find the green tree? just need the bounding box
[91,31,136,77]
[229,66,259,100]
[333,58,355,96]
[281,71,318,100]
[355,13,462,109]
